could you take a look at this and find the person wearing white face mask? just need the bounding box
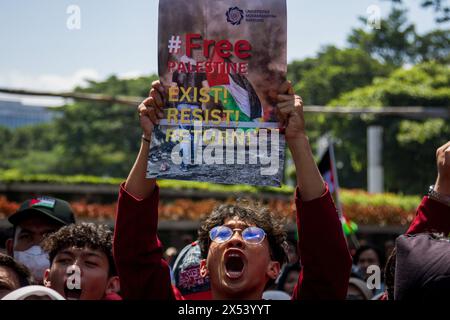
[5,196,76,284]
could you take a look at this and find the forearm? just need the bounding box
[435,174,450,196]
[124,135,156,199]
[288,134,325,201]
[294,187,352,299]
[114,184,174,300]
[407,141,450,234]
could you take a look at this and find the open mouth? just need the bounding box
[64,287,82,300]
[224,251,246,279]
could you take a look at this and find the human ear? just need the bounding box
[105,276,120,295]
[199,259,209,278]
[266,261,280,280]
[6,238,13,256]
[43,269,52,287]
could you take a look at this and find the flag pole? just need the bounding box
[328,138,360,249]
[328,141,343,219]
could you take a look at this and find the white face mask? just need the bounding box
[14,245,50,283]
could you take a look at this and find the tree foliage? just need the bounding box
[1,75,158,177]
[388,0,450,23]
[327,62,450,194]
[288,46,392,105]
[348,8,450,66]
[1,7,449,195]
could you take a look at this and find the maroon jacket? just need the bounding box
[113,183,352,300]
[406,195,450,235]
[103,292,123,300]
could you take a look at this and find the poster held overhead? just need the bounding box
[148,0,287,187]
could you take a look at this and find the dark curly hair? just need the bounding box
[42,223,116,277]
[198,200,288,267]
[0,253,32,287]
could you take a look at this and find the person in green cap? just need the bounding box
[5,196,75,284]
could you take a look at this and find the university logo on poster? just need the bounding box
[147,0,287,187]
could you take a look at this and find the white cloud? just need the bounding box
[117,70,147,80]
[0,69,102,106]
[0,68,101,91]
[0,93,65,107]
[0,69,150,107]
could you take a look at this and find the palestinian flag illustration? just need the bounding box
[206,53,263,122]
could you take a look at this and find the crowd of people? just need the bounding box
[0,80,449,300]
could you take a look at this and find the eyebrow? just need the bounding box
[57,250,75,258]
[223,222,250,229]
[82,252,103,259]
[57,249,102,257]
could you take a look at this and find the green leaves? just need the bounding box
[397,119,448,144]
[288,46,390,105]
[348,7,450,66]
[324,62,450,194]
[389,0,450,23]
[331,62,450,107]
[1,6,448,196]
[348,8,417,67]
[0,75,160,178]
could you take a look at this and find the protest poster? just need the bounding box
[147,0,287,186]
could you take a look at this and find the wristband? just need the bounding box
[428,185,450,207]
[142,135,151,144]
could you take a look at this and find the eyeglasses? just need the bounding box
[209,225,266,244]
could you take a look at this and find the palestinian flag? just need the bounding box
[29,197,56,209]
[318,147,335,194]
[209,85,252,122]
[206,52,262,120]
[318,143,358,236]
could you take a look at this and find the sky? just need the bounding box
[0,0,447,105]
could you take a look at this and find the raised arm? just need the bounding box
[124,81,166,199]
[407,141,450,235]
[113,81,176,299]
[276,82,352,300]
[276,81,325,200]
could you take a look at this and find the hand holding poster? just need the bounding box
[147,0,287,186]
